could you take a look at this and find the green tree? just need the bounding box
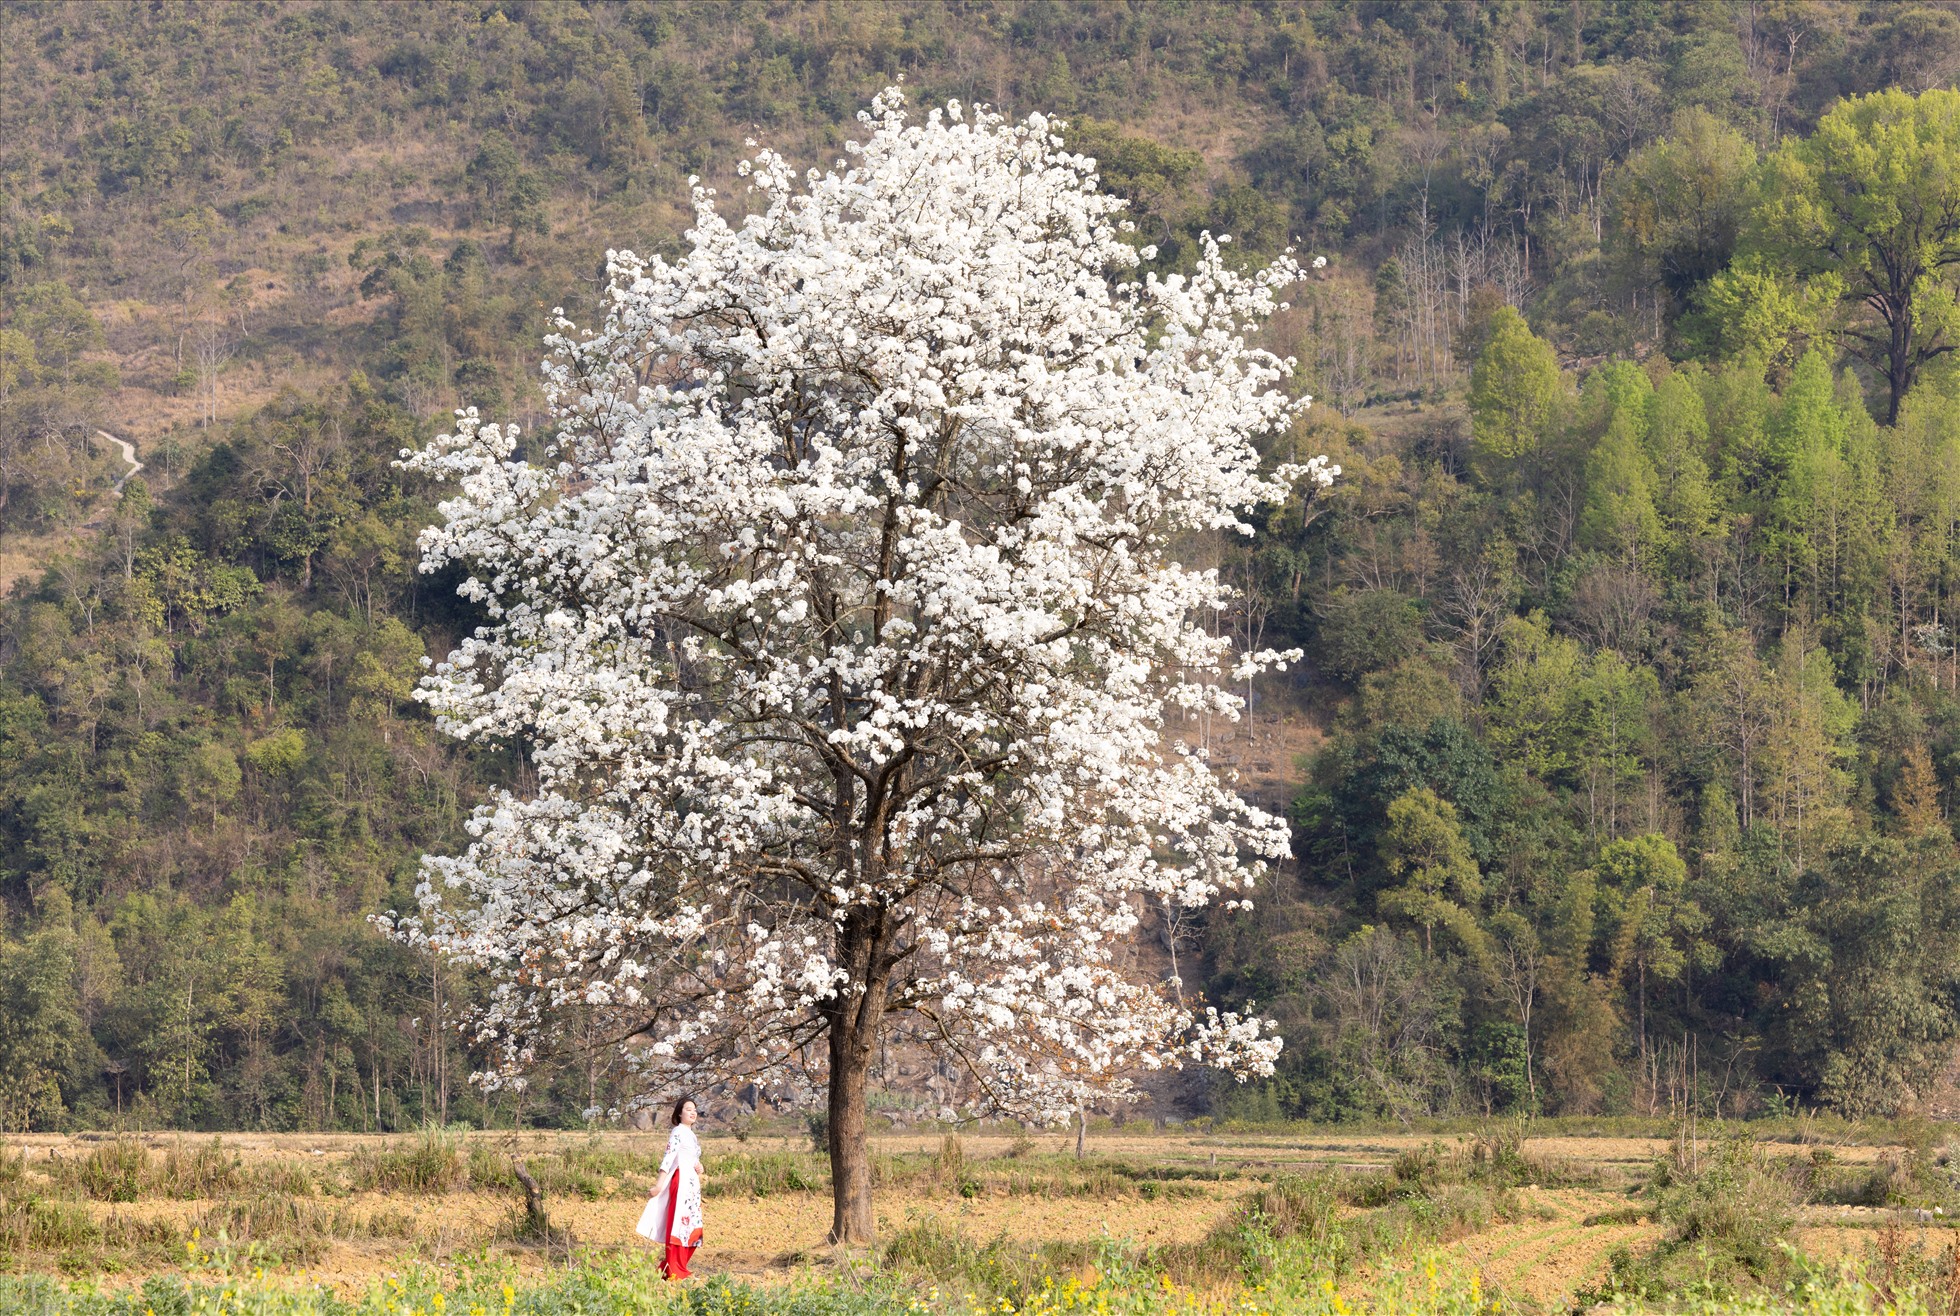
[1766,835,1960,1117]
[1750,87,1960,422]
[1688,627,1777,830]
[182,741,242,828]
[1762,631,1857,869]
[1892,742,1946,837]
[1535,864,1620,1113]
[1607,108,1756,311]
[1469,307,1563,469]
[1486,614,1587,784]
[1643,369,1720,551]
[0,328,34,401]
[1593,833,1712,1048]
[1578,362,1666,567]
[1486,615,1656,836]
[10,281,103,379]
[1314,587,1423,684]
[1762,353,1892,622]
[466,132,547,252]
[1686,258,1840,380]
[1567,648,1658,840]
[245,727,307,778]
[349,617,426,724]
[1377,787,1484,956]
[212,895,286,1127]
[0,927,84,1131]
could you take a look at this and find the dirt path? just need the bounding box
[98,429,143,495]
[0,430,144,592]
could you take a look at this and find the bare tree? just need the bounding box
[192,321,231,429]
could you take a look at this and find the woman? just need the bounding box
[636,1095,704,1279]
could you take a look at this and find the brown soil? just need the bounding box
[1436,1188,1658,1306]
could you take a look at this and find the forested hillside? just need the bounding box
[6,0,1960,1132]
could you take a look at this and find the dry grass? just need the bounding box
[0,1124,1936,1296]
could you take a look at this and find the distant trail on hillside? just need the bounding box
[97,430,143,495]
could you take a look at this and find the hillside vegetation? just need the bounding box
[5,0,1960,1134]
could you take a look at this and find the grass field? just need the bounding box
[2,1120,1959,1314]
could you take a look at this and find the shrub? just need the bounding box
[1162,1175,1347,1288]
[1586,1133,1803,1300]
[882,1213,1093,1302]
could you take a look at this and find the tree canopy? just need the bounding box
[1752,88,1960,421]
[399,91,1331,1241]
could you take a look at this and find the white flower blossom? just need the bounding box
[390,87,1333,1238]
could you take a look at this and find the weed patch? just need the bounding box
[346,1128,463,1195]
[708,1148,825,1198]
[1583,1132,1804,1301]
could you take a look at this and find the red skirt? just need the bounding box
[659,1166,696,1279]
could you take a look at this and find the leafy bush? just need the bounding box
[1160,1175,1347,1289]
[1586,1134,1804,1300]
[882,1214,1099,1306]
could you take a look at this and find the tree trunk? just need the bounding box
[1888,300,1912,425]
[826,1012,877,1244]
[1637,959,1647,1056]
[512,1158,551,1240]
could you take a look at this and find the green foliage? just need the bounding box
[1608,108,1756,310]
[1748,87,1960,421]
[1593,835,1714,1042]
[1591,1136,1804,1299]
[0,926,85,1132]
[347,1128,465,1195]
[1468,308,1562,467]
[1644,370,1720,548]
[0,280,113,529]
[705,1148,823,1199]
[1313,588,1422,685]
[1685,258,1840,379]
[465,133,547,248]
[1578,362,1666,566]
[74,1141,146,1204]
[1377,789,1483,958]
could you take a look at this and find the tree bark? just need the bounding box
[826,1006,877,1243]
[512,1158,549,1239]
[1889,299,1912,425]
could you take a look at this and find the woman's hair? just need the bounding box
[670,1094,697,1127]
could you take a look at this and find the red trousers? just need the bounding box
[659,1167,696,1279]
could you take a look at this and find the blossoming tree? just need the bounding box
[396,88,1336,1244]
